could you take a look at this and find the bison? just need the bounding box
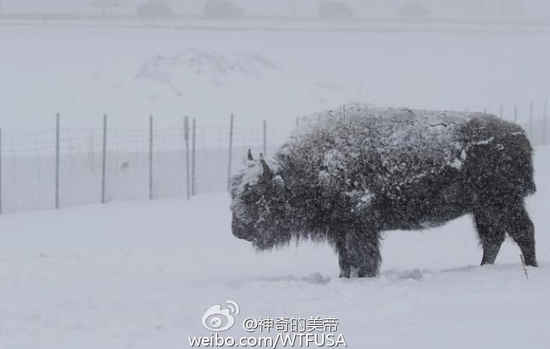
[230,105,537,277]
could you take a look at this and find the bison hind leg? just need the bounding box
[473,207,506,265]
[505,200,537,267]
[474,199,537,267]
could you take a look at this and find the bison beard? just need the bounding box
[230,105,537,278]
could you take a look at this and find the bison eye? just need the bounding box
[243,183,255,195]
[242,185,256,201]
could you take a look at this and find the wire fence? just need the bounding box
[0,101,547,214]
[0,112,296,214]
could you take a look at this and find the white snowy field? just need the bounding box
[1,18,550,348]
[0,145,549,349]
[1,20,550,134]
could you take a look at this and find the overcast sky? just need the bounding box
[1,0,141,12]
[2,0,550,20]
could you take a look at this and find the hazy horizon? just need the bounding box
[2,0,550,21]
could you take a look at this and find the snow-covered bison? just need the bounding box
[230,105,537,277]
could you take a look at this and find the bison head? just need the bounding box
[230,150,290,250]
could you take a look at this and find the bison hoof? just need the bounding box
[356,271,378,278]
[525,260,538,267]
[339,271,351,278]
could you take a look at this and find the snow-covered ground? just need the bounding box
[0,144,549,348]
[1,18,549,348]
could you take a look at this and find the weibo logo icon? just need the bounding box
[201,300,240,332]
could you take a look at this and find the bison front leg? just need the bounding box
[346,229,381,278]
[335,237,351,278]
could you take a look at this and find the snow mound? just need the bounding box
[136,50,283,95]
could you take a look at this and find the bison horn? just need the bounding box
[259,153,272,180]
[247,149,253,161]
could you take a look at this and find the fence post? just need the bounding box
[56,113,60,210]
[89,129,96,170]
[514,105,518,123]
[499,104,503,119]
[101,114,108,204]
[529,101,534,140]
[192,118,196,196]
[544,98,548,145]
[227,113,234,191]
[149,114,153,201]
[263,120,267,156]
[184,116,190,201]
[0,128,2,215]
